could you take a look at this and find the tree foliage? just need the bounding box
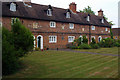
[79,6,95,15]
[2,18,34,75]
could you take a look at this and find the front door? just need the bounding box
[38,36,41,48]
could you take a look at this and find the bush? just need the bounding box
[90,44,100,49]
[2,18,34,75]
[11,18,34,57]
[78,43,91,49]
[98,38,115,47]
[82,35,88,44]
[90,38,96,44]
[114,42,120,47]
[2,27,20,75]
[66,43,73,48]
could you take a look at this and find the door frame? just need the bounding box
[37,35,43,49]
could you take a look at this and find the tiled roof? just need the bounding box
[2,2,111,27]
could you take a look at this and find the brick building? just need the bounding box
[2,1,111,49]
[112,28,120,40]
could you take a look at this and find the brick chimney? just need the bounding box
[69,2,77,13]
[98,9,103,16]
[23,0,31,6]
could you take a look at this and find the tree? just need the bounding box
[79,6,95,15]
[2,18,34,75]
[11,18,34,57]
[2,27,20,75]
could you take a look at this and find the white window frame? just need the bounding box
[79,35,83,41]
[91,26,95,30]
[10,3,16,12]
[69,23,74,29]
[105,28,108,31]
[66,12,70,18]
[87,16,90,21]
[101,18,104,23]
[82,28,85,31]
[98,36,102,42]
[91,36,95,42]
[33,36,36,47]
[68,36,75,43]
[47,9,52,16]
[11,18,17,25]
[50,21,56,28]
[49,35,57,43]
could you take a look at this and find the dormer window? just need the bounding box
[66,12,70,18]
[87,16,90,21]
[101,18,104,23]
[10,3,16,12]
[47,9,52,16]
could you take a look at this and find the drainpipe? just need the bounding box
[89,25,91,44]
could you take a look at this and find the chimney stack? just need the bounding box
[69,2,77,13]
[98,9,103,16]
[23,0,31,6]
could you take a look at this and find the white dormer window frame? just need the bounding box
[66,12,70,18]
[91,26,95,30]
[50,21,56,28]
[47,9,52,16]
[101,18,104,23]
[87,16,90,21]
[69,23,74,29]
[10,2,16,12]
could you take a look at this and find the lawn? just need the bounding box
[4,47,118,78]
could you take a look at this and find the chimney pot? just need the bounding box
[69,2,77,13]
[98,9,103,16]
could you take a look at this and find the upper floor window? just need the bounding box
[66,12,70,18]
[105,28,108,31]
[69,23,74,29]
[82,28,85,31]
[49,36,57,43]
[47,9,52,16]
[10,3,16,12]
[33,22,38,29]
[87,16,90,21]
[91,26,95,30]
[50,21,56,28]
[101,18,104,23]
[68,36,75,42]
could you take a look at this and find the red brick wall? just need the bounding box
[2,17,111,49]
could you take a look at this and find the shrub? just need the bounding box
[73,37,82,46]
[2,18,34,75]
[82,35,88,44]
[90,44,100,49]
[114,42,120,47]
[78,43,91,49]
[11,18,34,57]
[2,27,20,75]
[35,47,40,51]
[90,38,96,44]
[98,38,115,47]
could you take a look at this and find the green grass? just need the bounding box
[3,47,118,78]
[75,47,119,55]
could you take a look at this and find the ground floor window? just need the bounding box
[91,36,95,42]
[49,36,57,43]
[68,36,75,42]
[98,36,102,42]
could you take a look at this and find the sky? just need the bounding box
[29,0,120,28]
